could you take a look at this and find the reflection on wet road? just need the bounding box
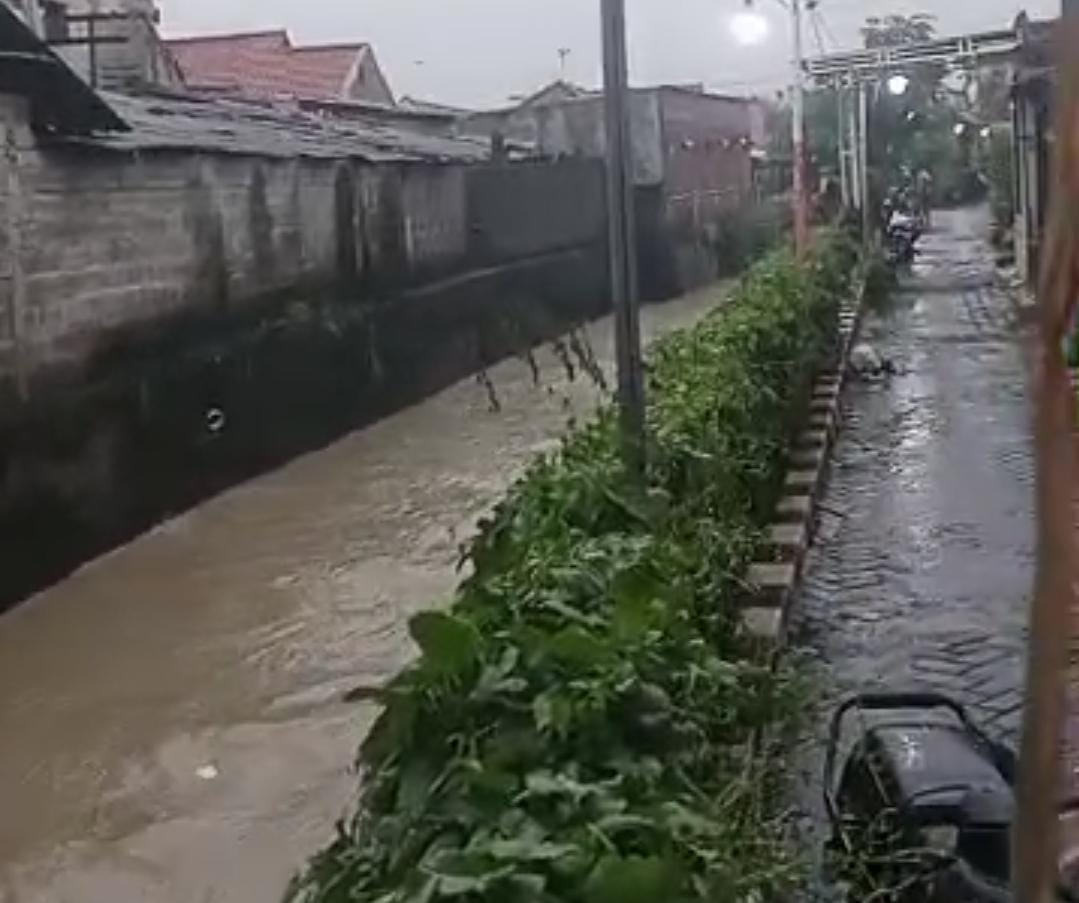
[791,207,1034,897]
[0,286,727,902]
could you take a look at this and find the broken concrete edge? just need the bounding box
[740,270,869,646]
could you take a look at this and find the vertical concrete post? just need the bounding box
[848,76,861,213]
[858,81,871,245]
[600,0,645,479]
[837,79,850,209]
[791,0,809,256]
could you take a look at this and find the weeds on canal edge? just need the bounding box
[285,230,861,903]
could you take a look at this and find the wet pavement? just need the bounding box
[789,206,1035,890]
[0,285,729,903]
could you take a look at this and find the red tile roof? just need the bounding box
[166,30,369,102]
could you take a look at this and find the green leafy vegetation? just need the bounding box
[286,230,860,903]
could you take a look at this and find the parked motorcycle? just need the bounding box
[885,209,922,266]
[825,692,1079,902]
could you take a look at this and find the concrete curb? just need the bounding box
[741,282,867,647]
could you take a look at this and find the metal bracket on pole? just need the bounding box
[600,0,645,478]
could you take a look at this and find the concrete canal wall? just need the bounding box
[0,89,610,606]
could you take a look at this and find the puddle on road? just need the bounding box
[0,288,728,903]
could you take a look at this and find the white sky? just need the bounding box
[159,0,1062,108]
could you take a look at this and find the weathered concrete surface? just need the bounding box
[0,284,727,903]
[789,207,1034,892]
[0,243,608,610]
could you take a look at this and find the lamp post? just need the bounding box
[733,0,808,256]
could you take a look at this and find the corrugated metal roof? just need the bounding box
[62,90,493,163]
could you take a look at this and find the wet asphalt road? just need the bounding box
[789,206,1035,889]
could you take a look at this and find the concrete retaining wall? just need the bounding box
[0,96,611,606]
[0,95,607,399]
[1,139,474,392]
[0,243,609,608]
[465,159,605,265]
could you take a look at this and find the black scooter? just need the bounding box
[825,692,1079,902]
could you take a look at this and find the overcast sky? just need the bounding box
[160,0,1061,108]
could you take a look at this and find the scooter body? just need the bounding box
[886,211,922,265]
[825,693,1015,901]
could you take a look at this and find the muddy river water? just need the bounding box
[0,286,727,902]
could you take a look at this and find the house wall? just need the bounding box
[348,50,395,106]
[659,90,754,209]
[523,88,759,296]
[460,83,589,146]
[0,120,475,393]
[657,90,757,290]
[532,92,666,186]
[465,159,605,264]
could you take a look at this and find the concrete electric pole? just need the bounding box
[600,0,646,478]
[791,0,809,256]
[858,81,870,244]
[836,79,849,208]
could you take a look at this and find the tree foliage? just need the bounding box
[804,12,1001,207]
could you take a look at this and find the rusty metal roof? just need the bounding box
[0,2,126,133]
[66,89,493,163]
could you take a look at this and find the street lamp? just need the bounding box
[733,0,808,256]
[887,74,910,96]
[730,2,770,45]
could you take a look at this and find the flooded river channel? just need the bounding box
[0,286,727,902]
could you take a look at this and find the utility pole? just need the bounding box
[791,0,809,255]
[848,77,861,213]
[858,81,871,244]
[600,0,645,478]
[836,78,849,208]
